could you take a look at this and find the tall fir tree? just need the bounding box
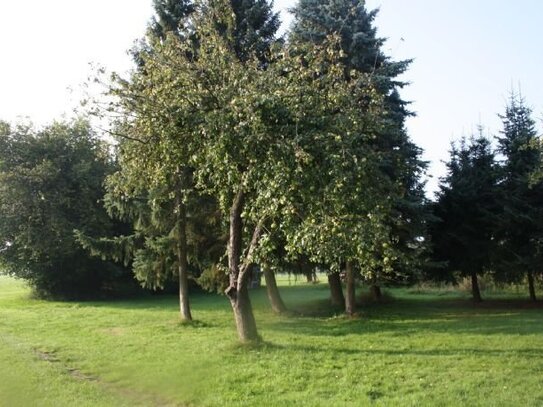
[150,0,194,39]
[494,93,543,301]
[290,0,427,302]
[229,0,281,62]
[431,134,498,301]
[99,0,198,321]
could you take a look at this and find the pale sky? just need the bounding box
[1,1,542,196]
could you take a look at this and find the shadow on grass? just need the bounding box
[263,292,543,338]
[28,283,543,338]
[263,341,543,358]
[71,290,227,311]
[70,284,328,313]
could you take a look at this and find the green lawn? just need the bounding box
[1,275,542,406]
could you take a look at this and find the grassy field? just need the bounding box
[1,275,543,406]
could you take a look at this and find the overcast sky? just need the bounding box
[1,0,542,196]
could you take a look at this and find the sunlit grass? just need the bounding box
[1,275,542,406]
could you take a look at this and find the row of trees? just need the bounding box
[0,0,541,344]
[94,0,426,342]
[1,0,425,342]
[430,93,543,302]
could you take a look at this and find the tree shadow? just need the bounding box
[264,341,543,359]
[264,296,543,337]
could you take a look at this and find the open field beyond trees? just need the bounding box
[1,275,542,406]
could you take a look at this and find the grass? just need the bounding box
[1,275,543,406]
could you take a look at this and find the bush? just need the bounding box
[0,119,129,299]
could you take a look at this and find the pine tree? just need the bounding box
[151,0,194,39]
[229,0,281,62]
[495,93,543,301]
[431,134,498,301]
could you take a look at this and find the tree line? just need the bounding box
[431,93,543,303]
[0,0,541,343]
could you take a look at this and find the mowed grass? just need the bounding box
[1,275,543,406]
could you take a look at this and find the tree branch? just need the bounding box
[238,217,265,286]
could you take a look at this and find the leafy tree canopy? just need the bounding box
[0,119,126,298]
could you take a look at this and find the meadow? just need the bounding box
[1,275,542,406]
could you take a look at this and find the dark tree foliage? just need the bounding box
[430,134,499,301]
[494,93,543,300]
[0,120,127,299]
[150,0,280,62]
[229,0,281,62]
[150,0,195,39]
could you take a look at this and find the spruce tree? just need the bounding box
[494,93,543,301]
[290,0,410,98]
[290,0,427,303]
[431,134,498,301]
[104,0,196,320]
[95,0,197,320]
[151,0,194,39]
[229,0,281,62]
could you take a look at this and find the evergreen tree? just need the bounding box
[431,134,498,301]
[91,0,199,318]
[95,61,204,321]
[229,0,281,62]
[149,0,280,61]
[290,0,427,303]
[290,0,410,102]
[150,0,194,39]
[494,93,543,300]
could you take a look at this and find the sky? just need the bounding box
[1,0,542,196]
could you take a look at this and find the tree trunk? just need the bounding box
[370,284,382,301]
[344,261,356,316]
[328,271,345,308]
[175,189,192,322]
[224,190,260,343]
[263,266,287,314]
[527,271,537,301]
[231,280,259,342]
[297,257,313,283]
[471,272,482,302]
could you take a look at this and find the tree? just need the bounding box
[97,0,281,323]
[157,0,390,336]
[494,93,543,301]
[228,0,281,62]
[0,119,126,299]
[150,0,194,39]
[289,0,427,308]
[431,134,498,302]
[88,0,200,322]
[95,53,202,321]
